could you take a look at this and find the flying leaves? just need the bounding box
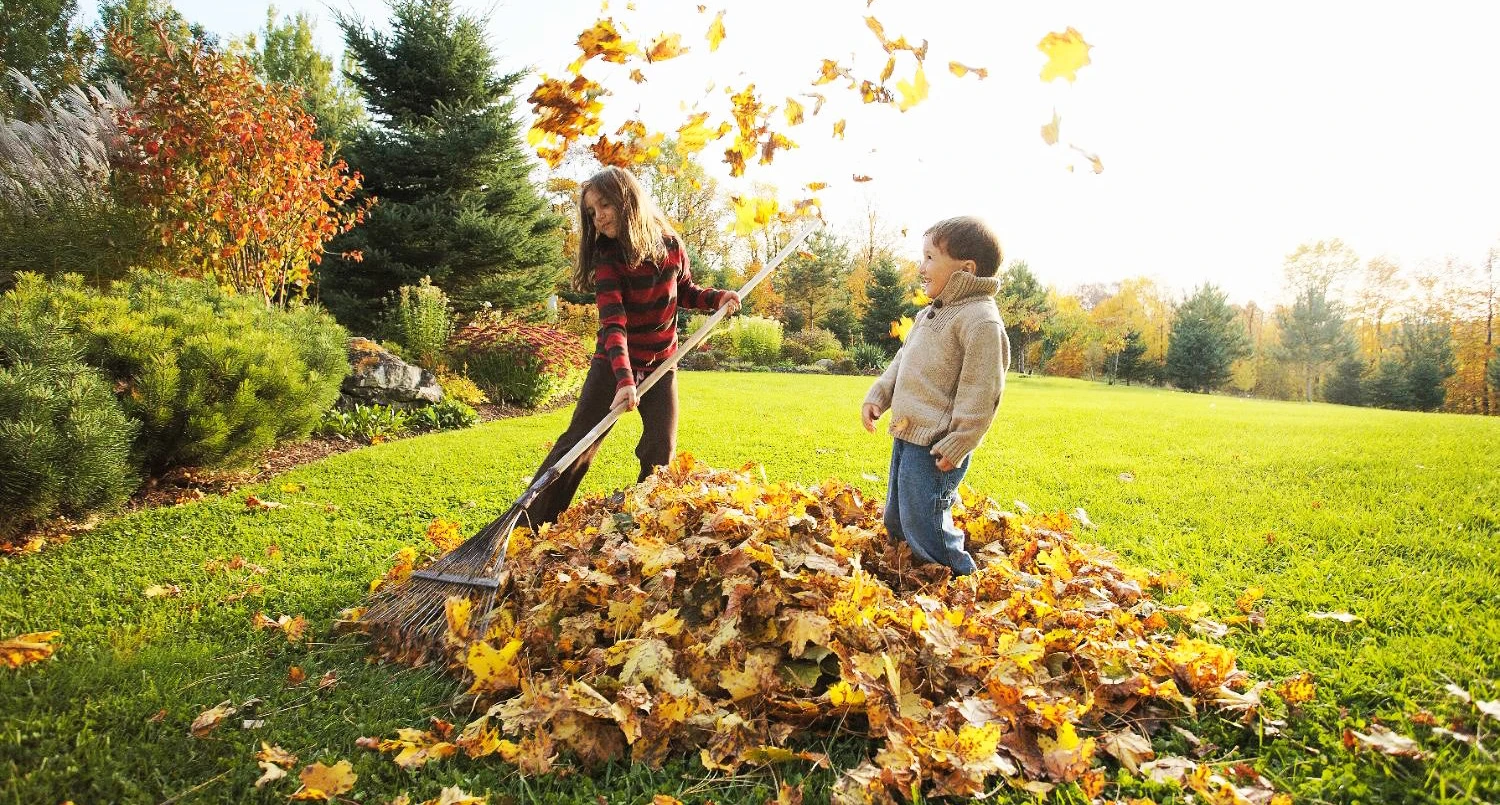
[1038,27,1092,83]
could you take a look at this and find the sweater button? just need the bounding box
[932,300,944,308]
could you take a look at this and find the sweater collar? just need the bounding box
[934,271,1000,306]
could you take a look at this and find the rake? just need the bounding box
[361,223,822,657]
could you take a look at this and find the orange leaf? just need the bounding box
[1,630,61,668]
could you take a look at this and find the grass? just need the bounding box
[2,372,1498,804]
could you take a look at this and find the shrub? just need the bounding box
[384,277,453,371]
[317,403,412,442]
[554,299,599,342]
[709,315,783,365]
[449,315,589,408]
[9,271,348,472]
[0,298,138,539]
[435,369,490,407]
[411,398,479,432]
[678,348,721,371]
[782,327,843,365]
[850,342,888,372]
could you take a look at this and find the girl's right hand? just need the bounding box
[612,385,639,411]
[861,403,881,433]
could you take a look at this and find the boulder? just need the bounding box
[814,358,836,372]
[339,337,442,409]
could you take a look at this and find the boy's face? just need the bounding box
[919,235,975,300]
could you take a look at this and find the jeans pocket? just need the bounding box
[934,488,958,515]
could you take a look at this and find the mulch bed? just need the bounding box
[1,401,552,557]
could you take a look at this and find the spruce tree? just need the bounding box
[860,255,913,356]
[1114,328,1149,385]
[1276,285,1350,401]
[321,0,565,333]
[1165,284,1248,392]
[1324,355,1367,406]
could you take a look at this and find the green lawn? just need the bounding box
[2,373,1497,804]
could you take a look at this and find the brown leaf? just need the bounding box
[189,700,236,738]
[1347,724,1428,759]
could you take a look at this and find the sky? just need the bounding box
[111,1,1500,306]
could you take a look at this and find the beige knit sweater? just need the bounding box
[863,270,1011,465]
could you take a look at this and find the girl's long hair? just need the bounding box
[573,166,677,292]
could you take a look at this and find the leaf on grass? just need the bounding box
[189,700,236,738]
[426,518,464,552]
[287,666,306,686]
[1346,724,1428,759]
[1100,728,1154,774]
[422,787,486,805]
[143,583,182,598]
[317,670,338,693]
[254,760,287,788]
[244,495,286,510]
[289,760,356,801]
[1275,671,1315,705]
[1038,27,1092,83]
[1307,611,1361,623]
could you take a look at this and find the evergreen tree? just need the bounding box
[231,7,367,146]
[819,306,857,347]
[1114,328,1149,385]
[1276,285,1350,401]
[1165,284,1249,392]
[0,0,93,117]
[860,254,913,356]
[779,229,852,332]
[1397,317,1455,412]
[1324,355,1367,406]
[998,260,1051,374]
[321,0,565,333]
[1367,359,1410,409]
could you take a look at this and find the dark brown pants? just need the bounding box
[519,357,678,527]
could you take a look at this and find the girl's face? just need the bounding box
[918,235,974,299]
[582,188,619,240]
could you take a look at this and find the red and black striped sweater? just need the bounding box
[593,236,727,390]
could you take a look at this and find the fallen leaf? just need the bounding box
[1347,724,1428,759]
[244,495,287,510]
[1307,611,1361,623]
[143,584,182,598]
[254,760,287,788]
[0,630,61,668]
[290,760,356,801]
[287,666,307,686]
[317,670,339,693]
[189,700,236,738]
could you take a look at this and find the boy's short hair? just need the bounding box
[925,216,1003,277]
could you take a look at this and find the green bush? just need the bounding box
[411,398,479,432]
[0,299,136,538]
[435,369,490,407]
[450,315,589,408]
[7,272,347,472]
[693,315,782,365]
[316,403,412,442]
[850,342,888,372]
[383,277,453,371]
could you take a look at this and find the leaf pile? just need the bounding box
[365,455,1276,800]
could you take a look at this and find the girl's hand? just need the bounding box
[718,291,741,315]
[612,385,639,411]
[860,403,881,433]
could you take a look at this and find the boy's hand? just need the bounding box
[861,403,881,432]
[612,385,639,411]
[718,291,741,315]
[931,450,957,472]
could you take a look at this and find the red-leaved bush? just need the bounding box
[449,315,589,408]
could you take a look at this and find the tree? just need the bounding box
[1324,355,1366,406]
[1283,238,1359,300]
[320,0,566,332]
[110,26,367,306]
[1276,285,1350,401]
[230,7,367,146]
[1114,329,1151,385]
[90,0,212,86]
[998,260,1051,374]
[1166,284,1249,393]
[860,254,912,356]
[0,0,93,117]
[1489,343,1500,405]
[779,229,851,332]
[1397,317,1456,412]
[1353,256,1405,359]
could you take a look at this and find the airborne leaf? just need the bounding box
[949,61,988,79]
[1038,27,1092,83]
[706,10,726,51]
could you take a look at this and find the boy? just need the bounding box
[861,216,1011,575]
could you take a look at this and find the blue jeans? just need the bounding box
[885,438,976,575]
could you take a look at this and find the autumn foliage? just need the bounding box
[108,25,370,306]
[361,456,1293,801]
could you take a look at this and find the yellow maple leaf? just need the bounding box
[911,287,931,306]
[1235,585,1265,613]
[444,596,473,644]
[706,10,725,51]
[780,610,832,657]
[1276,671,1316,705]
[646,32,688,63]
[1041,111,1060,145]
[466,638,523,694]
[421,787,486,805]
[880,55,896,84]
[895,67,928,111]
[290,760,356,801]
[730,195,778,236]
[426,517,463,551]
[1038,27,1092,83]
[889,315,913,342]
[1038,722,1096,782]
[827,680,866,707]
[832,119,846,139]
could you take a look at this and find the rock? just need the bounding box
[338,337,442,409]
[814,358,836,372]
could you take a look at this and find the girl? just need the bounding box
[520,165,740,527]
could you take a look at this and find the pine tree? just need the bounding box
[998,261,1052,374]
[1114,328,1149,385]
[1398,317,1455,412]
[1165,284,1248,393]
[860,255,913,356]
[1324,355,1367,406]
[1276,285,1350,401]
[779,229,852,333]
[320,0,565,333]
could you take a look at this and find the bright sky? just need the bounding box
[142,1,1500,305]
